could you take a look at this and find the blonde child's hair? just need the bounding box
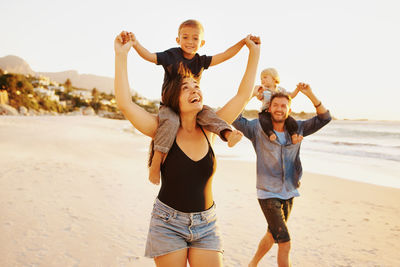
[178,19,204,36]
[261,68,280,84]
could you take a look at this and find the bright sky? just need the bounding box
[1,0,399,120]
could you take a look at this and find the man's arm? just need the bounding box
[298,83,327,114]
[130,33,157,64]
[297,83,331,137]
[209,38,246,66]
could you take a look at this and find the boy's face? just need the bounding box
[261,74,276,88]
[176,26,205,58]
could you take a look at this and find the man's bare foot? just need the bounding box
[248,260,257,267]
[149,151,162,185]
[269,133,277,142]
[291,134,303,144]
[226,130,243,147]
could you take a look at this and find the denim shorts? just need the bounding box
[144,198,223,258]
[258,198,294,243]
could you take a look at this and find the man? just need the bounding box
[233,83,332,267]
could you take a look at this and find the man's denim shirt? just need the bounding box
[232,111,332,193]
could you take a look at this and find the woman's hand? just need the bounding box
[114,31,158,138]
[114,31,134,55]
[245,35,261,51]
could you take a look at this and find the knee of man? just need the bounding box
[278,241,291,252]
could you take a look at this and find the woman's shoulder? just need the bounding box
[198,126,215,145]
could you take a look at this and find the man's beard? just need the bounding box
[271,112,287,123]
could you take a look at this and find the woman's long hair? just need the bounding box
[148,63,199,168]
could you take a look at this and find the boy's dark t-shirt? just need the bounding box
[156,47,212,94]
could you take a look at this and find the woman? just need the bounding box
[114,31,260,267]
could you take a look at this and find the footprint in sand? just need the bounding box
[4,221,13,226]
[390,226,400,232]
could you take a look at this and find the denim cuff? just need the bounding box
[317,110,332,121]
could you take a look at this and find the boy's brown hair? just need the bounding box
[178,19,204,36]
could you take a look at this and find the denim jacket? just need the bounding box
[232,111,332,193]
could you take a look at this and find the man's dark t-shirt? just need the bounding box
[156,47,212,94]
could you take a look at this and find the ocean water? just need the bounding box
[213,120,400,189]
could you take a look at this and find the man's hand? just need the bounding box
[297,82,326,113]
[297,82,313,98]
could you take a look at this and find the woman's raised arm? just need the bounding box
[216,36,260,124]
[114,32,158,138]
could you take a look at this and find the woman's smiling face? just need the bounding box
[179,77,203,114]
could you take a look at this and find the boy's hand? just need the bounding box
[250,36,261,45]
[253,85,264,99]
[114,31,134,55]
[127,33,138,47]
[226,130,244,147]
[245,35,261,50]
[119,31,137,46]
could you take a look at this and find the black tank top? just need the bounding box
[158,127,216,212]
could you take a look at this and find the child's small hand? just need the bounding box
[119,31,136,45]
[128,33,138,47]
[245,35,261,49]
[121,31,129,44]
[250,36,261,45]
[226,130,243,147]
[291,134,303,144]
[253,85,264,100]
[114,31,134,54]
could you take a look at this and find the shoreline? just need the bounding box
[1,116,399,266]
[218,156,400,190]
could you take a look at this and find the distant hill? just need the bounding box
[242,109,318,120]
[37,70,114,93]
[0,55,35,76]
[0,55,113,93]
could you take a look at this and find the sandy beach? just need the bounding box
[1,116,399,267]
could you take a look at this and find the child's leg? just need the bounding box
[285,115,302,144]
[197,105,242,147]
[258,110,277,141]
[149,106,180,184]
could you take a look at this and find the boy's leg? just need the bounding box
[197,105,242,147]
[258,110,277,141]
[149,106,180,184]
[285,115,302,144]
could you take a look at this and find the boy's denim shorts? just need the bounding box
[144,198,223,258]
